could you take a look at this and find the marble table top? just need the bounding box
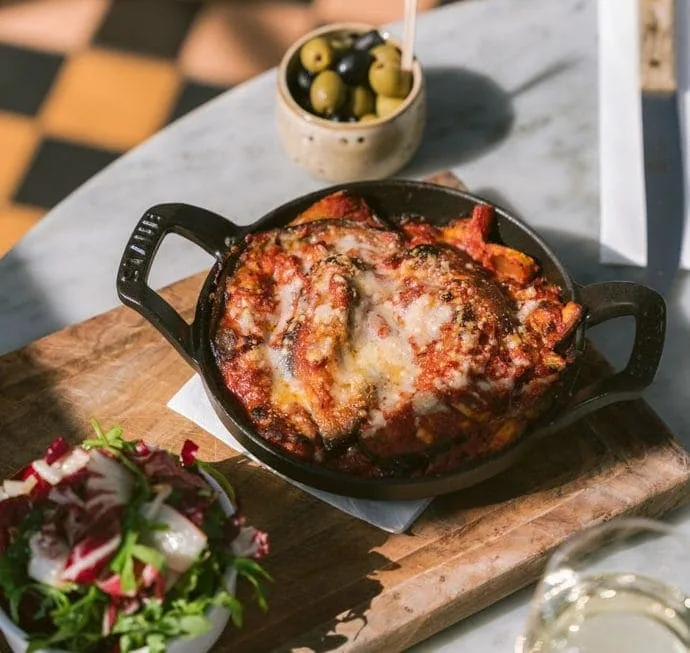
[2,0,690,649]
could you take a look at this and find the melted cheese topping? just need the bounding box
[262,259,466,428]
[214,208,582,473]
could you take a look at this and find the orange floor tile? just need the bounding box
[41,48,180,150]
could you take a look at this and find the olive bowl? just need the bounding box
[276,22,426,182]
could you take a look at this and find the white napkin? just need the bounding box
[598,0,690,267]
[167,375,431,534]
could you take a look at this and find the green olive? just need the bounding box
[309,70,347,116]
[368,61,412,99]
[398,69,413,97]
[300,37,334,74]
[329,34,352,54]
[376,94,404,118]
[370,43,401,64]
[348,85,375,118]
[358,113,378,123]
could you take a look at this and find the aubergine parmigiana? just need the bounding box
[213,191,582,477]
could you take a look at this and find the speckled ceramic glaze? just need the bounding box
[276,23,426,182]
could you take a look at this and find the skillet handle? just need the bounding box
[552,281,666,429]
[117,203,240,371]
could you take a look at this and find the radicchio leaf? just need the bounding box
[61,532,122,584]
[231,526,270,559]
[138,450,207,491]
[180,440,199,467]
[44,437,70,465]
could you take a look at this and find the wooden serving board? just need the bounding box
[2,175,690,653]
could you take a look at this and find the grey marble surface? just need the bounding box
[2,0,690,650]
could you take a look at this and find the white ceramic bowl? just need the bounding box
[276,22,426,183]
[0,471,238,653]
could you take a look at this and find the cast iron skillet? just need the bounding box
[116,180,666,500]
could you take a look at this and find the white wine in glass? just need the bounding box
[517,518,690,653]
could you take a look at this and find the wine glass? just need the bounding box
[516,517,690,653]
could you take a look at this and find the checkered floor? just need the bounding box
[0,0,455,257]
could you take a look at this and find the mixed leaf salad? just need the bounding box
[0,421,270,652]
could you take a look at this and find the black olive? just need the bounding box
[334,49,373,86]
[330,111,351,122]
[293,92,312,112]
[353,29,385,51]
[287,75,302,102]
[328,106,359,123]
[295,66,314,93]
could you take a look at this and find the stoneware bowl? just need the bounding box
[0,472,236,653]
[276,22,426,182]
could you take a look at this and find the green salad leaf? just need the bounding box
[234,557,273,612]
[195,461,236,505]
[82,419,151,494]
[28,586,108,652]
[0,421,271,653]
